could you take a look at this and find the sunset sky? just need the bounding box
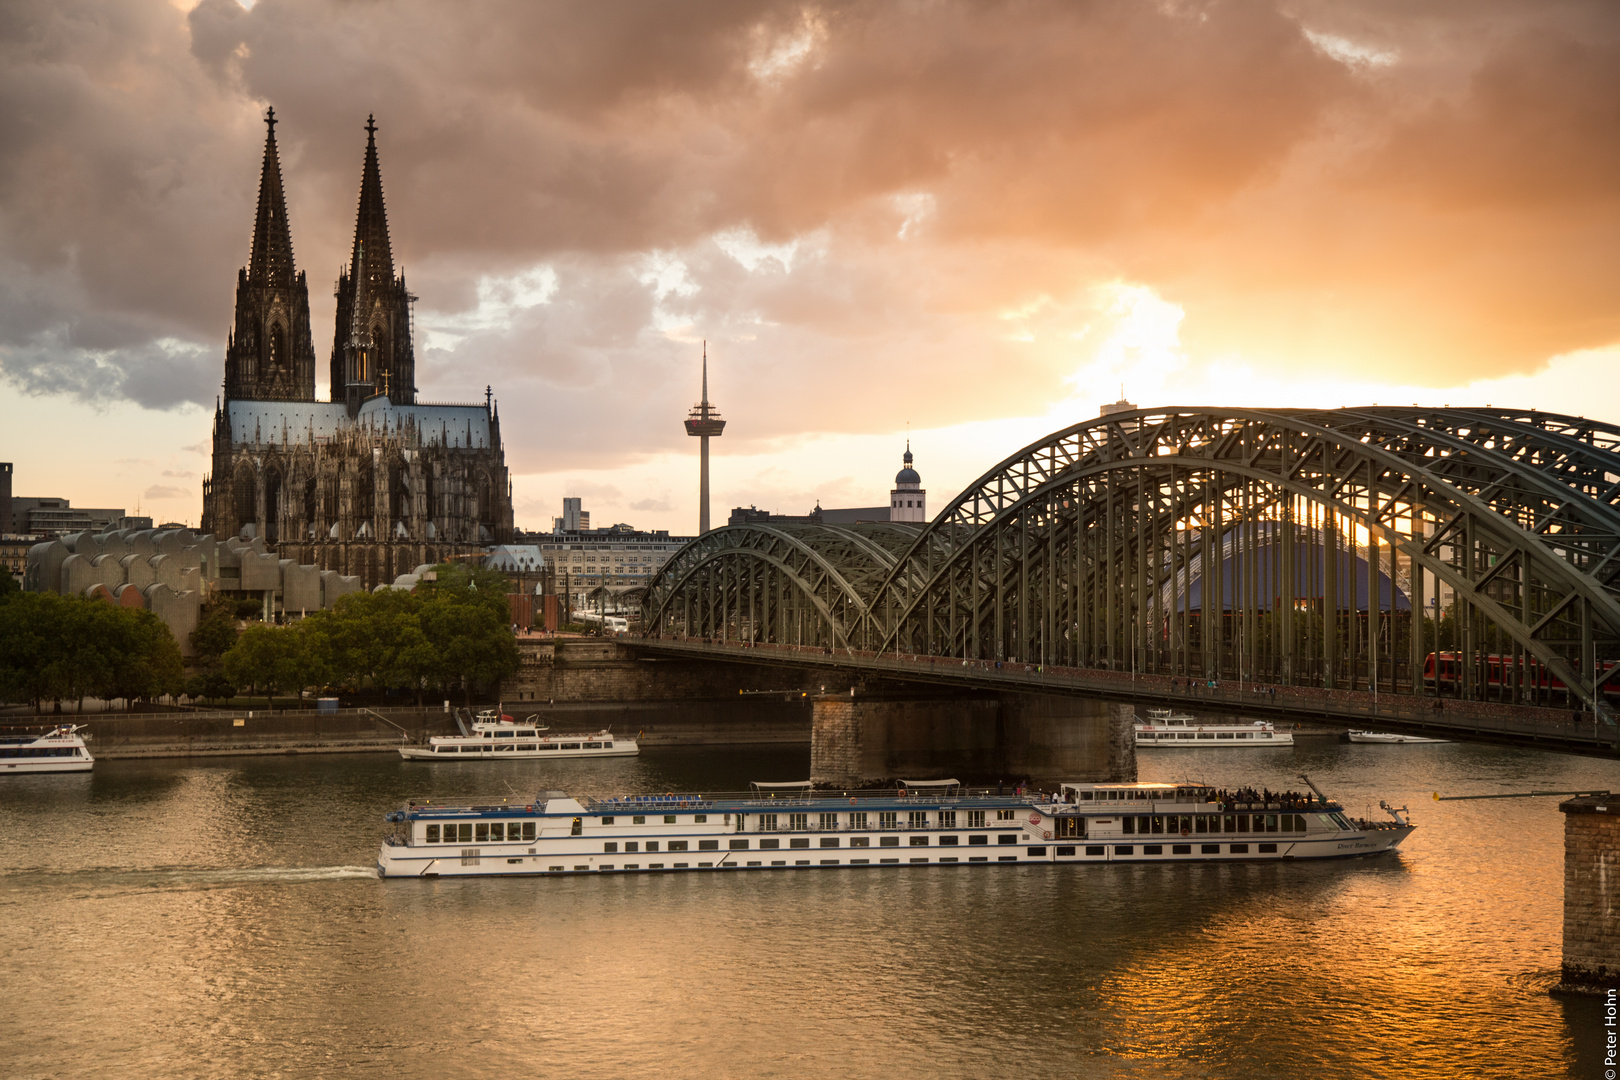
[2,0,1617,534]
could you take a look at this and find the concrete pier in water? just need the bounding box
[1557,795,1620,994]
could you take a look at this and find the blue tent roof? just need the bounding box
[1163,528,1410,613]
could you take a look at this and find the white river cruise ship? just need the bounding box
[399,711,637,761]
[0,725,94,774]
[376,776,1413,878]
[1134,709,1294,747]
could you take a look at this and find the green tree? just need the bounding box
[203,671,237,705]
[419,586,518,705]
[304,589,430,696]
[223,623,310,709]
[190,594,241,669]
[100,605,184,708]
[0,593,183,712]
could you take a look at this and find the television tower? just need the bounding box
[684,342,725,533]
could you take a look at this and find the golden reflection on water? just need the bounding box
[0,745,1612,1079]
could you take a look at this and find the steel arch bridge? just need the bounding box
[642,407,1620,715]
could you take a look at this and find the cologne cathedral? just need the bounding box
[201,110,513,589]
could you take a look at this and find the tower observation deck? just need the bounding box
[684,343,725,534]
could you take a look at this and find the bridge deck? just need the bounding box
[629,636,1620,758]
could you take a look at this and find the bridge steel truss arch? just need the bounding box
[860,407,1620,715]
[641,522,922,649]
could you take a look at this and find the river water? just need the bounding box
[0,736,1613,1079]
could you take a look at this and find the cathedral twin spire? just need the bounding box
[225,106,316,403]
[224,108,415,414]
[332,113,416,416]
[247,107,296,290]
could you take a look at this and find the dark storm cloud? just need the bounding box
[0,0,1616,436]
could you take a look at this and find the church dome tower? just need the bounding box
[890,441,926,523]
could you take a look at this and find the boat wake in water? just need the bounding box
[0,864,376,896]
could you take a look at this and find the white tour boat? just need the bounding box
[1347,731,1450,744]
[0,724,94,774]
[376,775,1414,878]
[1134,708,1294,747]
[399,710,637,761]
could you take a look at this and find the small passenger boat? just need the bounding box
[1135,709,1294,747]
[399,711,638,761]
[375,775,1414,878]
[0,725,94,774]
[1347,730,1450,744]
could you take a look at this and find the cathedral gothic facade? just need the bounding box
[201,111,513,590]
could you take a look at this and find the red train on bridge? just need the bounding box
[1421,652,1620,700]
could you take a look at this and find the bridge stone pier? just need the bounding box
[1557,795,1619,993]
[809,689,1136,788]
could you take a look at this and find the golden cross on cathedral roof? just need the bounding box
[379,369,391,397]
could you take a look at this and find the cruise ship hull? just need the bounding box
[377,827,1413,878]
[1,758,94,774]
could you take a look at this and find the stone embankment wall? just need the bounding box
[809,690,1135,787]
[503,640,819,704]
[1559,795,1619,993]
[0,709,432,758]
[502,639,817,745]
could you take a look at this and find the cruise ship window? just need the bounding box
[967,810,986,828]
[1122,818,1135,835]
[760,814,778,830]
[789,838,810,849]
[476,824,490,842]
[694,815,708,824]
[849,812,867,829]
[879,836,900,847]
[625,842,639,853]
[879,811,897,829]
[523,822,537,841]
[664,815,677,824]
[850,837,870,848]
[939,810,956,827]
[669,841,688,851]
[819,813,838,830]
[633,816,645,824]
[646,842,659,852]
[699,840,719,850]
[909,836,928,846]
[457,824,473,843]
[908,811,928,828]
[789,813,807,830]
[426,825,440,843]
[604,842,618,853]
[760,839,780,849]
[602,817,615,825]
[968,835,988,846]
[490,823,505,841]
[997,809,1015,821]
[571,818,582,836]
